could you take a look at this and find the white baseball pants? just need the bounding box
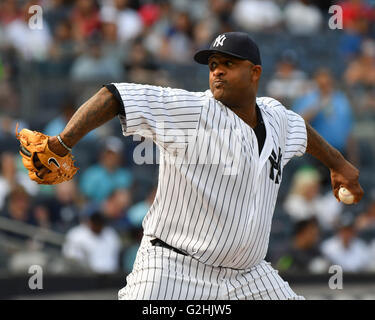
[118,236,304,300]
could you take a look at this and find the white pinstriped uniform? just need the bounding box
[113,82,307,300]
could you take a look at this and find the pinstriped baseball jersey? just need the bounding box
[112,82,307,270]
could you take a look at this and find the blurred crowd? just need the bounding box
[0,0,375,276]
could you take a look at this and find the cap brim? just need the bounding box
[194,49,247,65]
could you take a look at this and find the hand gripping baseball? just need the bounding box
[16,127,78,185]
[330,159,364,205]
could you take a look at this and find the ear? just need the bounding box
[251,65,262,82]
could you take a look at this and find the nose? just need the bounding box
[212,65,225,77]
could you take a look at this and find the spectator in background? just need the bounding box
[340,0,373,31]
[127,185,157,228]
[3,0,52,61]
[345,39,375,88]
[209,0,234,19]
[283,166,342,231]
[0,0,20,26]
[33,180,81,233]
[344,38,375,115]
[369,236,375,271]
[43,0,73,34]
[266,50,310,107]
[355,189,375,233]
[70,32,124,81]
[47,19,79,76]
[275,218,328,274]
[101,0,143,44]
[360,89,375,116]
[208,0,235,34]
[321,213,370,272]
[70,0,101,42]
[192,19,216,52]
[158,10,194,64]
[1,185,36,225]
[138,1,162,28]
[99,11,127,63]
[63,211,121,273]
[310,0,337,12]
[80,136,133,203]
[121,185,157,273]
[232,0,283,32]
[124,38,169,85]
[338,0,373,60]
[293,68,359,166]
[0,116,28,153]
[284,0,323,35]
[100,188,132,233]
[0,152,39,210]
[0,39,19,80]
[0,56,19,115]
[142,0,173,58]
[4,1,52,61]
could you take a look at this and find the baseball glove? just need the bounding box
[16,127,78,185]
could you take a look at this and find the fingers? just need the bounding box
[34,158,42,169]
[36,167,50,179]
[340,182,364,204]
[330,174,341,202]
[351,184,364,204]
[33,154,51,179]
[330,169,364,204]
[333,188,340,202]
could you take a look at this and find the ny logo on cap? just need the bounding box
[213,34,226,47]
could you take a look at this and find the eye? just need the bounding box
[209,61,217,70]
[226,60,233,67]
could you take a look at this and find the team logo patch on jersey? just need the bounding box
[269,148,282,184]
[213,34,226,47]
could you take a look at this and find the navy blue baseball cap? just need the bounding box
[194,32,262,66]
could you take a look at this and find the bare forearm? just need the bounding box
[305,121,345,169]
[61,87,121,147]
[305,121,363,203]
[46,87,121,157]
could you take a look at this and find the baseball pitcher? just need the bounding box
[17,32,363,299]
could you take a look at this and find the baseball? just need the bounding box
[339,187,355,204]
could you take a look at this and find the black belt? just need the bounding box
[150,238,187,256]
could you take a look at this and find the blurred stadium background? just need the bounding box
[0,0,374,300]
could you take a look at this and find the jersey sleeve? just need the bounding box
[110,82,204,151]
[282,108,307,165]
